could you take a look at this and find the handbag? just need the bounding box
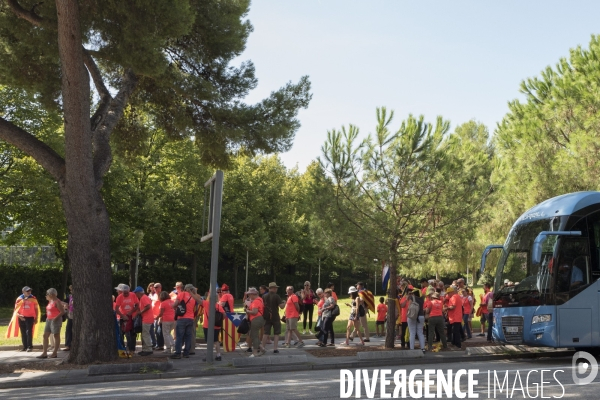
[315,316,322,332]
[331,304,340,317]
[281,315,287,323]
[237,316,250,334]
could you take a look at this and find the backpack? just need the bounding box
[331,304,340,317]
[407,301,419,320]
[487,294,494,311]
[175,294,192,318]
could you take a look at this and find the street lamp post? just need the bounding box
[134,230,144,288]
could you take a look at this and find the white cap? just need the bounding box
[348,286,358,294]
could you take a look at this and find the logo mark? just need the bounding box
[572,351,598,385]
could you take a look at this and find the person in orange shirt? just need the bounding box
[196,290,225,362]
[219,284,234,313]
[10,286,40,352]
[424,292,447,350]
[36,288,65,359]
[444,286,463,349]
[156,291,175,353]
[283,286,304,348]
[115,285,139,353]
[327,282,338,301]
[375,297,387,337]
[399,285,411,349]
[171,283,196,359]
[133,286,154,356]
[245,287,266,357]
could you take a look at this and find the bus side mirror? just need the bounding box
[531,230,582,265]
[480,245,504,274]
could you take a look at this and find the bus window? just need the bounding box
[555,239,590,305]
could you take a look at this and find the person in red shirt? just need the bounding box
[399,286,411,349]
[156,291,175,353]
[171,283,196,359]
[196,290,225,362]
[375,297,387,337]
[134,286,154,356]
[460,288,473,339]
[246,287,266,357]
[424,292,447,350]
[36,288,65,359]
[283,286,304,348]
[445,286,463,349]
[151,282,163,350]
[219,284,234,313]
[114,284,139,353]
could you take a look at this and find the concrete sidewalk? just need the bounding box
[0,335,574,390]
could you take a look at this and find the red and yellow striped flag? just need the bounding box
[6,296,41,339]
[223,312,244,352]
[359,289,375,313]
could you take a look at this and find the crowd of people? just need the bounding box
[7,276,495,360]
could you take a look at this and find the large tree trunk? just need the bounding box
[55,0,116,364]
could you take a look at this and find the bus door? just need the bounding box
[555,237,592,347]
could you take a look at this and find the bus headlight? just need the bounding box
[532,314,552,324]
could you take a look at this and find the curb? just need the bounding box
[0,350,575,390]
[88,361,173,376]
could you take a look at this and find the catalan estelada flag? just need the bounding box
[6,295,41,339]
[223,312,244,352]
[359,289,375,313]
[382,262,391,293]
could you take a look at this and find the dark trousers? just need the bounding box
[18,317,35,349]
[174,318,193,356]
[65,318,73,347]
[155,321,164,348]
[400,321,408,347]
[487,312,494,341]
[463,314,471,338]
[302,304,314,330]
[451,322,462,348]
[319,317,335,344]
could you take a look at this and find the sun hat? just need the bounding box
[445,286,455,294]
[22,286,32,292]
[221,284,230,291]
[133,286,144,293]
[247,287,259,295]
[348,286,358,294]
[268,282,279,288]
[115,283,126,291]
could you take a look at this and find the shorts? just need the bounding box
[264,317,282,335]
[203,328,220,342]
[480,313,489,324]
[285,317,298,330]
[44,317,62,335]
[376,321,385,325]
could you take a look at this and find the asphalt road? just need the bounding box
[1,356,599,399]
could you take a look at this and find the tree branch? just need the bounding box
[92,69,138,189]
[0,117,65,182]
[6,0,44,26]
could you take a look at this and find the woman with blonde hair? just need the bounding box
[343,286,364,346]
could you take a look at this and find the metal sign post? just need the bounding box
[201,170,224,365]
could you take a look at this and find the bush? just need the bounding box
[0,264,64,306]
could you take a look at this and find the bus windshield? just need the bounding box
[494,217,562,305]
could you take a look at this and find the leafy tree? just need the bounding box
[0,0,310,363]
[321,108,492,348]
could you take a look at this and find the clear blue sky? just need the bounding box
[236,1,600,171]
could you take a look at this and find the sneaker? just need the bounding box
[260,349,266,356]
[26,347,33,352]
[301,330,306,335]
[273,349,279,354]
[308,330,314,335]
[246,348,253,353]
[19,348,27,352]
[170,354,182,359]
[282,343,290,348]
[476,333,485,337]
[292,341,299,346]
[327,343,335,347]
[249,354,256,358]
[240,343,248,348]
[296,342,305,348]
[349,337,354,342]
[215,355,222,361]
[183,354,190,358]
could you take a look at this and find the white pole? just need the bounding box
[374,269,377,296]
[318,258,321,288]
[245,249,249,291]
[135,242,139,288]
